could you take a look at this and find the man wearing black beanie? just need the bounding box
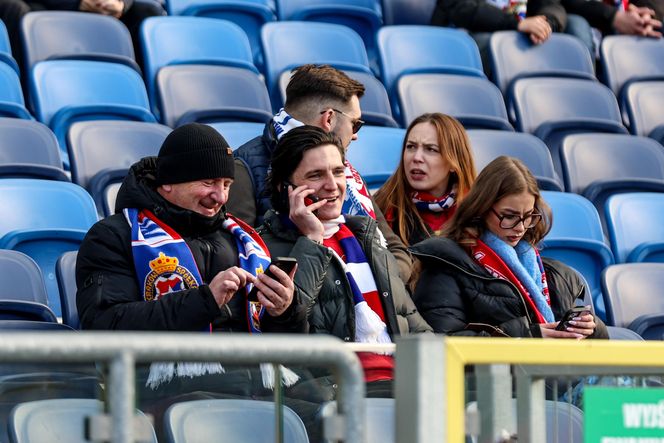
[75,123,312,438]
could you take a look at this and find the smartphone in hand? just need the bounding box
[555,306,591,331]
[247,257,297,301]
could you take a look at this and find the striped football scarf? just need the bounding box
[411,183,457,213]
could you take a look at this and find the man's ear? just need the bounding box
[159,184,172,193]
[318,109,334,132]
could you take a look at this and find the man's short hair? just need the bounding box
[284,64,365,111]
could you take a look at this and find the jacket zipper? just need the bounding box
[412,251,534,325]
[201,239,212,282]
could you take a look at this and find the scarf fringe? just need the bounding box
[146,362,225,390]
[354,301,392,354]
[259,363,301,389]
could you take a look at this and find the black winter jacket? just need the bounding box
[410,237,608,338]
[431,0,566,32]
[76,157,306,332]
[258,211,432,341]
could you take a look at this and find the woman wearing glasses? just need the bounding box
[374,113,477,248]
[409,156,608,339]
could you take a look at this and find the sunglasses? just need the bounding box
[321,108,365,134]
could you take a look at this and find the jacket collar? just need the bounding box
[409,237,487,275]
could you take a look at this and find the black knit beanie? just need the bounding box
[156,123,235,185]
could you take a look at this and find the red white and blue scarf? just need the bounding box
[411,183,457,213]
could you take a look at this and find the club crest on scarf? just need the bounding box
[145,253,199,301]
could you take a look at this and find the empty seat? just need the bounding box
[0,118,68,181]
[512,77,627,176]
[20,11,138,73]
[164,399,308,443]
[67,120,170,215]
[345,126,405,189]
[207,122,265,149]
[9,398,157,443]
[381,0,436,25]
[55,251,79,330]
[0,20,19,75]
[467,130,562,191]
[541,191,614,321]
[140,16,258,118]
[605,192,664,264]
[29,60,156,170]
[561,134,664,218]
[602,263,664,329]
[600,36,664,104]
[0,250,56,323]
[624,81,664,144]
[377,25,484,119]
[627,313,664,340]
[320,398,395,443]
[0,64,32,120]
[489,31,595,97]
[0,179,99,316]
[164,0,276,71]
[157,65,272,127]
[398,74,512,130]
[606,326,644,340]
[261,21,372,109]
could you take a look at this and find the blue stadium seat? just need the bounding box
[540,191,615,321]
[600,36,664,107]
[0,119,68,181]
[29,60,156,170]
[511,77,627,177]
[602,263,664,329]
[320,398,395,443]
[606,326,644,340]
[67,120,170,215]
[0,64,32,120]
[0,179,99,316]
[261,21,372,110]
[345,126,405,190]
[627,313,664,340]
[0,20,19,75]
[467,130,562,191]
[624,81,664,144]
[55,251,79,330]
[140,16,259,118]
[0,250,56,323]
[381,0,436,24]
[157,65,272,127]
[20,11,139,74]
[489,31,595,97]
[165,0,276,71]
[398,74,512,130]
[561,134,664,220]
[377,25,484,119]
[164,399,308,443]
[9,399,157,443]
[276,0,382,69]
[605,192,664,264]
[207,122,265,149]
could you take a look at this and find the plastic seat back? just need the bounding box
[320,398,395,443]
[541,191,614,321]
[164,399,308,443]
[602,263,664,328]
[0,118,68,181]
[627,313,664,340]
[261,21,372,109]
[207,122,264,149]
[20,11,138,73]
[9,399,157,443]
[467,130,562,191]
[0,250,56,322]
[29,60,155,169]
[0,20,19,74]
[0,64,32,120]
[157,65,272,127]
[606,325,644,340]
[489,31,595,96]
[55,251,79,329]
[600,36,664,102]
[624,81,664,142]
[605,192,664,264]
[141,16,258,117]
[398,73,512,130]
[381,0,436,25]
[345,126,405,190]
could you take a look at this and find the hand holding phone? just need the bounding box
[247,257,298,301]
[555,306,592,331]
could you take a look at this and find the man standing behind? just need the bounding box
[234,64,412,282]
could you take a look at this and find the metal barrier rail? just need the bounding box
[0,332,366,443]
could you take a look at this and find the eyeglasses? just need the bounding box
[491,208,542,229]
[322,108,365,134]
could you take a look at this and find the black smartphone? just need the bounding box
[247,257,298,301]
[281,181,319,211]
[555,306,591,331]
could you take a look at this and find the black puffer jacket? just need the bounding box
[76,157,306,333]
[258,211,432,341]
[410,237,608,338]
